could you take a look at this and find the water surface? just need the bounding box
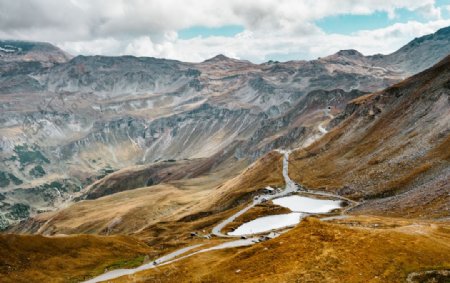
[273,195,342,213]
[228,213,304,236]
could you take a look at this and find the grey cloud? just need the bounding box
[0,0,445,62]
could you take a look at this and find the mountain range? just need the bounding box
[0,26,449,283]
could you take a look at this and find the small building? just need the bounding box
[263,186,276,194]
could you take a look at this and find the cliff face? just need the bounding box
[0,26,449,229]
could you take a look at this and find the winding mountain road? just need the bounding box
[84,150,357,283]
[212,150,299,237]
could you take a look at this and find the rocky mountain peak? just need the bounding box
[205,54,231,61]
[335,49,364,57]
[396,25,450,52]
[202,54,248,64]
[320,49,367,64]
[435,25,450,36]
[0,40,72,64]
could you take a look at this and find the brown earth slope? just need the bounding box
[11,151,284,236]
[0,151,285,282]
[109,217,450,283]
[0,233,152,283]
[289,55,450,219]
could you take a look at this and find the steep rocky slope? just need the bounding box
[371,26,450,75]
[289,54,450,219]
[0,40,72,94]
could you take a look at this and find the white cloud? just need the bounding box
[415,3,442,20]
[57,38,123,56]
[156,19,450,63]
[0,0,448,62]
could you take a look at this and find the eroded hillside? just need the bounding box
[289,55,450,219]
[2,27,450,229]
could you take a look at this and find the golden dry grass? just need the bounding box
[0,234,153,283]
[210,151,284,211]
[0,151,285,282]
[32,183,211,235]
[26,151,283,237]
[110,217,450,283]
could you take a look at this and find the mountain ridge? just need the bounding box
[5,46,449,283]
[3,25,450,66]
[0,26,449,230]
[289,53,450,218]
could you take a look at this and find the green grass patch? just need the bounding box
[29,165,46,178]
[97,166,116,179]
[0,171,23,187]
[7,203,30,220]
[14,144,50,167]
[106,255,146,270]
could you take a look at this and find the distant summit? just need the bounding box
[335,49,364,57]
[318,25,450,75]
[202,54,252,64]
[203,54,234,62]
[0,40,72,65]
[371,25,450,74]
[435,25,450,36]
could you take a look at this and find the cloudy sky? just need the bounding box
[1,0,450,62]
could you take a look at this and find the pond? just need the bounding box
[228,212,304,236]
[273,195,342,213]
[228,195,343,236]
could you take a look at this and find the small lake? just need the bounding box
[273,195,342,213]
[228,212,304,236]
[228,195,343,236]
